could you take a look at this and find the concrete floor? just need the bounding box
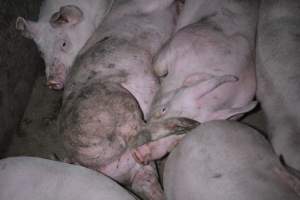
[6,76,66,160]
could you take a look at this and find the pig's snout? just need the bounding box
[47,79,64,90]
[46,61,66,90]
[150,108,166,121]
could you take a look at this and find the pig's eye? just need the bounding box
[161,107,167,114]
[60,40,71,52]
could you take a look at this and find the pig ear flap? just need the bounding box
[210,101,258,120]
[16,17,39,39]
[183,73,216,87]
[50,5,84,28]
[183,73,238,99]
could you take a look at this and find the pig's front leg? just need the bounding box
[131,134,185,165]
[147,117,199,141]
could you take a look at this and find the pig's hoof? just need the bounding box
[131,148,150,165]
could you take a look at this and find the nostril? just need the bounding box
[47,80,64,90]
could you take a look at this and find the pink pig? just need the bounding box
[16,0,114,90]
[60,0,181,199]
[149,0,258,128]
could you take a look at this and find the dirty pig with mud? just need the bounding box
[2,0,300,200]
[60,0,183,199]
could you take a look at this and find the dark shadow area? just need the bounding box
[0,0,44,157]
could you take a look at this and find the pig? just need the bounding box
[16,0,114,90]
[0,157,137,200]
[59,0,180,199]
[256,0,300,172]
[149,0,258,130]
[64,0,178,120]
[175,0,258,44]
[60,81,183,200]
[164,121,300,200]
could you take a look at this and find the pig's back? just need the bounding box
[81,1,176,56]
[176,0,258,47]
[0,157,136,200]
[164,121,299,200]
[256,0,300,115]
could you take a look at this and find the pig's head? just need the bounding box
[149,74,255,123]
[16,5,85,90]
[150,87,220,123]
[149,88,181,121]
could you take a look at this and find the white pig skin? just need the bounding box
[66,0,178,120]
[256,0,300,172]
[16,0,114,90]
[175,0,258,49]
[164,121,300,200]
[150,0,258,124]
[0,157,137,200]
[60,0,178,199]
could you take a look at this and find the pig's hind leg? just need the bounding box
[128,135,186,198]
[98,150,164,200]
[130,164,164,200]
[131,134,185,165]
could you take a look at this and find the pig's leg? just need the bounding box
[132,134,185,165]
[131,164,164,200]
[98,150,140,182]
[148,118,199,141]
[98,151,164,200]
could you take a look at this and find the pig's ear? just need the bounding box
[16,17,39,39]
[209,101,258,120]
[183,73,215,87]
[187,74,238,102]
[183,73,238,95]
[50,5,84,28]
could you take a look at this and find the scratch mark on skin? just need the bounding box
[96,36,111,45]
[212,173,223,179]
